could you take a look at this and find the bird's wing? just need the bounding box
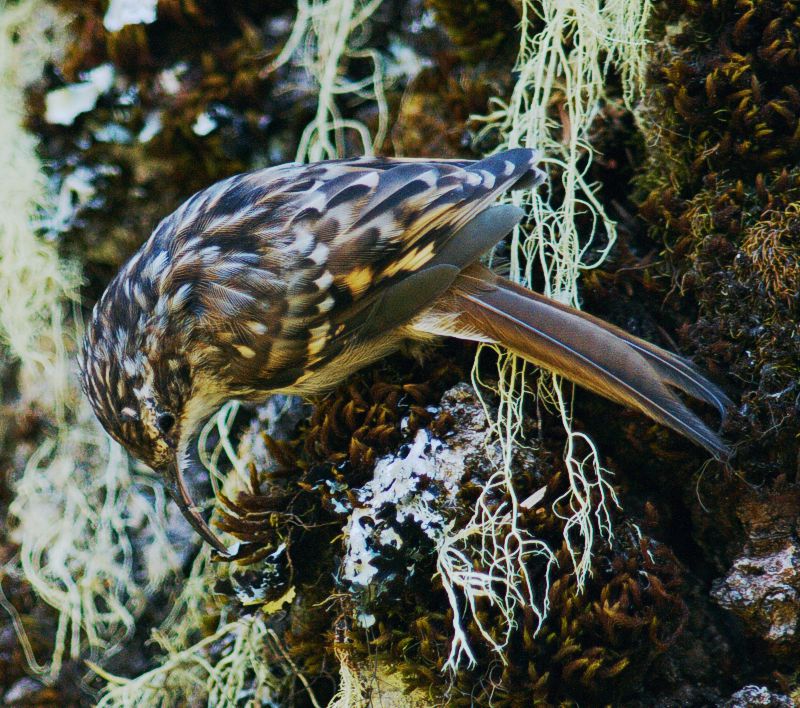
[157,150,544,392]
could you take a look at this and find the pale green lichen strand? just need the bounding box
[270,0,388,162]
[458,0,651,653]
[0,0,178,680]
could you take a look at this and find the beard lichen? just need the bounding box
[456,0,653,663]
[0,0,79,396]
[269,0,389,162]
[1,1,179,688]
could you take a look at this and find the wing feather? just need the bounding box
[158,149,544,392]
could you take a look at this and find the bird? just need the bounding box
[79,148,731,555]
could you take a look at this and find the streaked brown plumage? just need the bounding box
[79,149,731,555]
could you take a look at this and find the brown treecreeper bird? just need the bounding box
[79,149,730,555]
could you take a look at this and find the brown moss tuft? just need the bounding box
[650,0,800,175]
[28,1,307,296]
[639,0,800,471]
[739,203,800,306]
[201,350,469,697]
[391,62,511,157]
[422,0,519,62]
[329,387,693,705]
[630,0,800,675]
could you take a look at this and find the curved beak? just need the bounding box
[163,456,231,557]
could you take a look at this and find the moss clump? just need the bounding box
[27,1,306,296]
[392,63,512,157]
[640,0,800,470]
[216,365,696,705]
[630,0,800,670]
[650,0,800,174]
[423,0,519,62]
[371,453,688,705]
[206,349,470,698]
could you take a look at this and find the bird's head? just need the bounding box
[79,259,232,556]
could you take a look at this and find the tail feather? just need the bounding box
[491,274,733,416]
[427,265,730,459]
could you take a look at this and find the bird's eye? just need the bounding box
[156,412,176,435]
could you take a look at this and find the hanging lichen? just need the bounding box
[435,0,654,672]
[268,0,389,161]
[0,1,179,684]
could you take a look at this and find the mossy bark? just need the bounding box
[1,0,799,705]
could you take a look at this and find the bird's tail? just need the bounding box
[427,264,731,459]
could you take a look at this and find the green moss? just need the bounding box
[640,0,800,470]
[423,0,519,62]
[215,357,691,705]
